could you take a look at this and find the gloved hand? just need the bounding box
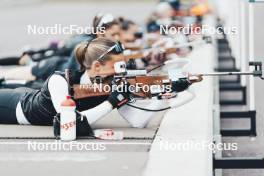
[171,78,192,93]
[126,59,137,70]
[108,82,131,109]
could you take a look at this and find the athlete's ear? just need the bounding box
[91,61,102,73]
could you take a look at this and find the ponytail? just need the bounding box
[75,42,89,70]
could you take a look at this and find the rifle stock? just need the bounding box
[73,75,171,99]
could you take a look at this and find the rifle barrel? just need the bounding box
[198,71,254,76]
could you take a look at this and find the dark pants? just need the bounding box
[31,52,79,81]
[0,88,28,124]
[0,57,20,65]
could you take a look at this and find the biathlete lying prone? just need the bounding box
[0,37,200,128]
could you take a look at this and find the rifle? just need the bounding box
[73,74,196,99]
[72,61,263,100]
[72,60,202,100]
[73,74,202,100]
[191,62,264,80]
[118,36,212,62]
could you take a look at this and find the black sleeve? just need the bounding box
[31,56,67,80]
[0,57,20,65]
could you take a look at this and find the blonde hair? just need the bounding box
[75,37,116,70]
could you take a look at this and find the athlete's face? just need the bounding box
[97,24,121,42]
[89,54,123,77]
[120,24,139,43]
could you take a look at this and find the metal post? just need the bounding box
[248,1,256,111]
[240,0,248,87]
[235,0,241,70]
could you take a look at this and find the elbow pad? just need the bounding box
[171,78,192,93]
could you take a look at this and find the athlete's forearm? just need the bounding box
[80,101,113,124]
